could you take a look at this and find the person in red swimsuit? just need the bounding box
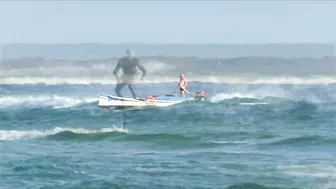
[177,74,188,97]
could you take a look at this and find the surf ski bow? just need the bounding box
[98,91,206,108]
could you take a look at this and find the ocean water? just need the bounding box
[0,44,336,189]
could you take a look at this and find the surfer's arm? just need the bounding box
[113,60,122,83]
[136,59,146,78]
[177,82,184,90]
[113,61,121,77]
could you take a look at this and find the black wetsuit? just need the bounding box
[113,57,146,98]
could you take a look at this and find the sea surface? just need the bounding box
[0,44,335,189]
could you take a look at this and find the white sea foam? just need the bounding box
[0,75,335,85]
[209,92,260,103]
[240,102,268,105]
[0,126,129,141]
[277,164,336,179]
[0,95,97,109]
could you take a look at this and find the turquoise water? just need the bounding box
[0,83,335,189]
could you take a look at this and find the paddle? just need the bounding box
[181,88,195,98]
[152,88,193,98]
[151,90,176,97]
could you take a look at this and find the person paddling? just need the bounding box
[176,73,188,97]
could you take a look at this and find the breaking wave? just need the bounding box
[277,164,336,182]
[225,183,299,189]
[0,75,336,85]
[0,95,97,109]
[0,127,129,141]
[265,136,336,146]
[1,55,335,85]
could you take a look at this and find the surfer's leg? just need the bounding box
[128,84,137,99]
[115,83,126,97]
[180,88,185,97]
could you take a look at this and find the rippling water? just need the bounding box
[0,83,335,189]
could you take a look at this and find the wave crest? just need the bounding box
[0,95,96,109]
[1,75,336,85]
[0,127,129,141]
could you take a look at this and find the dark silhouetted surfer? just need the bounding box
[113,49,146,99]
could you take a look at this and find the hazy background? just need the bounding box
[0,1,335,45]
[0,1,335,84]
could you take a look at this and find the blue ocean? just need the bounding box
[0,44,335,189]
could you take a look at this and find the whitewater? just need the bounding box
[0,44,335,189]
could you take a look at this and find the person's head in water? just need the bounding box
[126,49,134,59]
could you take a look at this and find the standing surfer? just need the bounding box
[113,49,146,99]
[177,73,188,97]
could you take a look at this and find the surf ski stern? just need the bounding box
[195,91,206,101]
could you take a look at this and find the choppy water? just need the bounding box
[1,43,335,188]
[1,82,335,189]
